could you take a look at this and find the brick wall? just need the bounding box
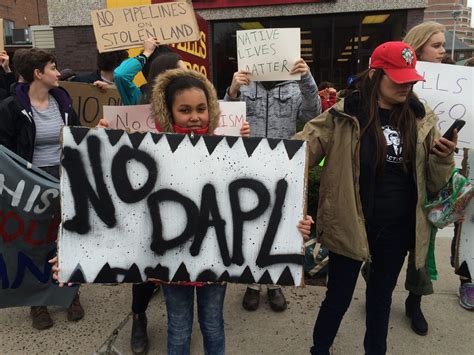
[53,26,98,74]
[0,0,48,26]
[406,8,425,34]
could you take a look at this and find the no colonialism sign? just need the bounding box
[58,127,307,286]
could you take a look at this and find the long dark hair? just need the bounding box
[141,52,183,104]
[357,68,418,174]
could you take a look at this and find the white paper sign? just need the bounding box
[236,28,301,81]
[104,104,157,132]
[58,127,307,286]
[215,102,246,136]
[414,62,473,149]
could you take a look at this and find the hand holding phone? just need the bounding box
[442,119,465,141]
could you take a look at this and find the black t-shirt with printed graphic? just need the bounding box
[373,108,417,225]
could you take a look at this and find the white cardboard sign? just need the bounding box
[58,127,307,286]
[104,104,157,132]
[236,28,301,81]
[414,62,473,149]
[214,101,246,136]
[104,102,246,136]
[91,2,200,53]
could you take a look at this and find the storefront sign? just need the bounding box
[58,127,306,286]
[168,13,210,78]
[414,62,473,149]
[91,2,200,53]
[192,0,334,9]
[237,28,301,81]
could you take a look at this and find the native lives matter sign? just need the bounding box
[414,62,473,149]
[59,127,307,286]
[91,1,200,53]
[236,28,301,81]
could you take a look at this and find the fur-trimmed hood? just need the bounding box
[150,68,220,134]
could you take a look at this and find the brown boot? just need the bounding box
[30,306,53,330]
[242,287,260,311]
[67,293,85,321]
[268,288,287,312]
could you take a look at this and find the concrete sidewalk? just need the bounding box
[0,228,472,354]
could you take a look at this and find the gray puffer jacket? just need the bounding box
[223,73,321,139]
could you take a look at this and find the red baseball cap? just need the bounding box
[369,41,425,84]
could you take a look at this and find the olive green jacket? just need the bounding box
[295,100,454,269]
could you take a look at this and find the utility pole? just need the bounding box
[451,10,461,60]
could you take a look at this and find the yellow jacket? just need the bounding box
[295,99,454,269]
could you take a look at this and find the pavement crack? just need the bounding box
[94,311,132,355]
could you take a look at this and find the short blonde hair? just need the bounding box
[403,21,446,58]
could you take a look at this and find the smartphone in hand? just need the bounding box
[442,119,465,141]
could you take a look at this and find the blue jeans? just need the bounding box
[162,284,226,355]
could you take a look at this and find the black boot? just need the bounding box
[131,312,149,354]
[405,293,428,336]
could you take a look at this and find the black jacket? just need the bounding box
[72,70,101,84]
[0,83,79,162]
[0,71,15,102]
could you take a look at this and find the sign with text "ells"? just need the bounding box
[58,127,307,286]
[91,1,200,53]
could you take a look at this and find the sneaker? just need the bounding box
[268,288,287,312]
[131,313,149,354]
[405,296,428,336]
[67,293,85,321]
[242,287,260,311]
[30,306,53,330]
[459,283,474,310]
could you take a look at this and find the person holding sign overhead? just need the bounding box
[296,41,456,355]
[225,56,321,311]
[0,48,83,330]
[72,49,128,90]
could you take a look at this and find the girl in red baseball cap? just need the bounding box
[296,41,457,354]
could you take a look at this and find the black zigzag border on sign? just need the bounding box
[188,134,201,147]
[127,132,146,149]
[105,129,125,146]
[283,140,304,160]
[243,137,262,157]
[145,264,170,281]
[92,263,144,283]
[172,263,191,282]
[68,265,86,283]
[277,266,295,286]
[226,136,239,148]
[258,270,273,284]
[150,132,164,144]
[165,134,186,153]
[267,138,281,150]
[458,261,472,280]
[70,127,90,145]
[203,136,224,155]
